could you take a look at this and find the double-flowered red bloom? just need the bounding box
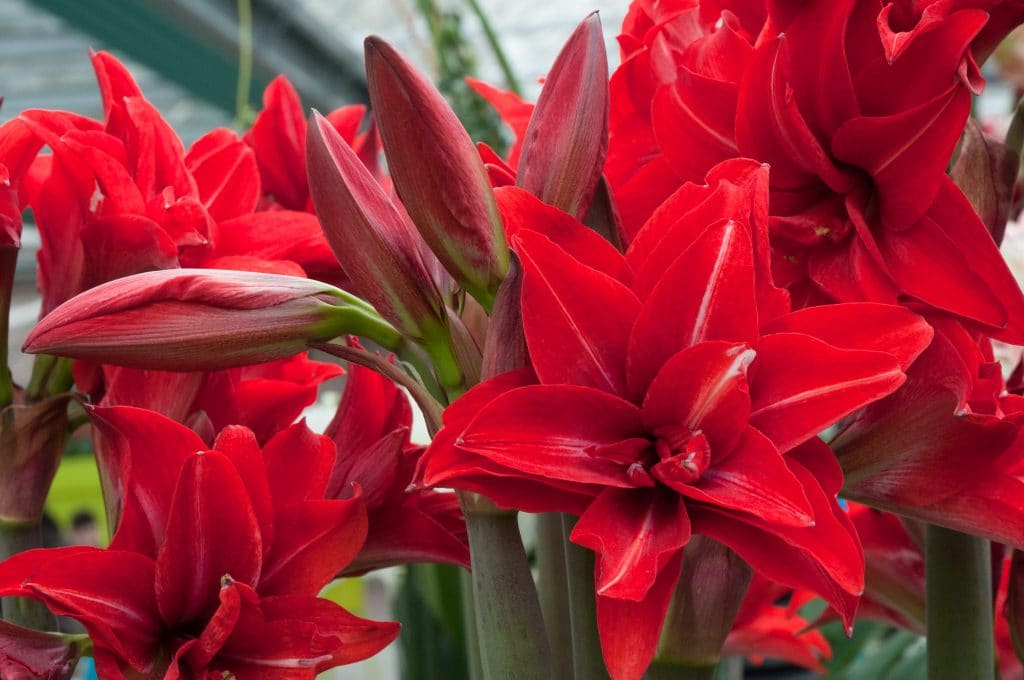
[0,408,398,679]
[419,158,933,679]
[608,0,1024,340]
[325,347,469,575]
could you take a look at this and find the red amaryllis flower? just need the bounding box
[179,126,342,283]
[0,51,213,315]
[723,576,832,674]
[324,345,468,575]
[419,159,932,680]
[607,0,1024,341]
[833,322,1024,548]
[844,504,926,634]
[245,75,383,212]
[0,408,398,679]
[811,504,928,635]
[89,352,342,444]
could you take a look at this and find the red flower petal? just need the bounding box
[749,332,905,452]
[185,128,260,222]
[676,428,813,528]
[91,405,205,557]
[177,578,244,672]
[244,76,309,210]
[516,229,640,395]
[212,425,275,550]
[572,487,689,600]
[691,451,864,630]
[496,186,632,284]
[761,302,932,370]
[0,547,161,673]
[595,551,684,680]
[641,341,754,452]
[259,497,367,598]
[457,384,645,488]
[627,219,758,397]
[156,452,262,626]
[216,588,399,677]
[262,421,337,507]
[466,78,533,168]
[208,211,338,281]
[692,505,860,631]
[343,500,470,575]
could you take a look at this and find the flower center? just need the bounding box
[650,427,711,486]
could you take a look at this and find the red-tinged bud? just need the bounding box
[517,13,609,220]
[306,111,448,343]
[23,269,401,371]
[655,536,754,668]
[951,119,1018,246]
[0,620,85,680]
[0,395,72,524]
[583,175,625,250]
[481,254,528,379]
[364,36,509,310]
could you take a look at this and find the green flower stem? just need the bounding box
[0,520,56,630]
[234,0,254,126]
[310,341,445,434]
[461,496,552,680]
[537,513,573,679]
[717,657,744,680]
[460,568,484,680]
[461,0,522,95]
[561,514,610,680]
[646,660,717,680]
[925,524,994,680]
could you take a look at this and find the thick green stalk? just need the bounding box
[561,514,610,680]
[646,660,716,680]
[0,521,56,630]
[462,500,552,679]
[925,525,994,680]
[537,513,573,679]
[717,657,744,680]
[460,568,484,680]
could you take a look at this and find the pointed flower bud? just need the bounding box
[23,269,400,371]
[481,254,528,380]
[0,620,85,680]
[306,111,448,342]
[951,119,1019,246]
[364,36,509,309]
[655,536,754,668]
[0,395,72,524]
[517,12,609,220]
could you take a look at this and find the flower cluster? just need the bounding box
[1,1,1024,679]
